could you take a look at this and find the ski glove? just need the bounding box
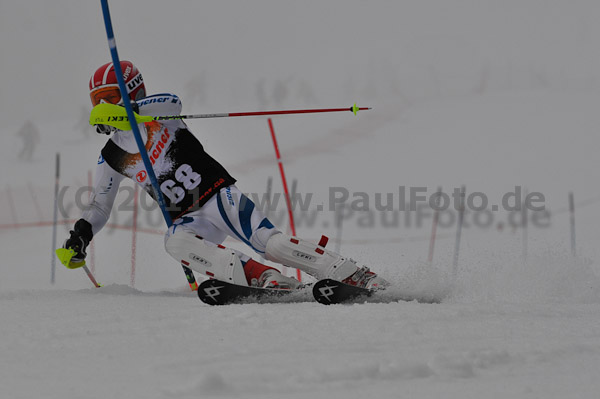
[95,124,116,135]
[63,219,94,264]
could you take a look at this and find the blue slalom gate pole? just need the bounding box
[100,0,198,290]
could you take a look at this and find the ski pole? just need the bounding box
[90,103,371,131]
[55,248,102,288]
[170,104,370,119]
[83,265,102,288]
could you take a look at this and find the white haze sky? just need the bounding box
[1,0,600,125]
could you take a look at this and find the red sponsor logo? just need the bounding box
[136,170,147,183]
[150,129,171,165]
[175,178,226,220]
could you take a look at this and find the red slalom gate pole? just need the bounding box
[268,118,301,282]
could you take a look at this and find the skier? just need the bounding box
[61,61,386,290]
[17,120,40,161]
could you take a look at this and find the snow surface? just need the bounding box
[2,1,600,398]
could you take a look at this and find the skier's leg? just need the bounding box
[264,233,388,288]
[164,208,300,288]
[164,220,248,286]
[201,185,385,288]
[201,186,279,255]
[196,186,301,288]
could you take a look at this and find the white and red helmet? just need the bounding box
[89,61,146,106]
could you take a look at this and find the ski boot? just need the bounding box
[342,265,389,290]
[256,269,301,290]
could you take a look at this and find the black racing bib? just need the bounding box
[101,122,236,221]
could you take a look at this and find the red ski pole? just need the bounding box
[90,103,371,130]
[82,265,102,288]
[172,105,371,120]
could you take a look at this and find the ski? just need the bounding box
[312,279,374,305]
[313,278,448,304]
[197,279,308,305]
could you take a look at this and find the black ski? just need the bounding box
[198,279,302,305]
[312,279,374,305]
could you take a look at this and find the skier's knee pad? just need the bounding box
[164,228,248,286]
[264,233,359,280]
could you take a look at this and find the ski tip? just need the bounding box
[312,278,373,305]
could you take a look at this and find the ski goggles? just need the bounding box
[90,85,123,107]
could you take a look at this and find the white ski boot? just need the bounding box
[256,269,301,290]
[341,265,388,290]
[265,233,388,288]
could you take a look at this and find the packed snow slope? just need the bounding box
[2,1,600,398]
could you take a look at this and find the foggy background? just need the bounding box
[3,3,600,398]
[3,1,600,123]
[1,0,600,288]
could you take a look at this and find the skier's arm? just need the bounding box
[81,157,125,236]
[61,157,124,265]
